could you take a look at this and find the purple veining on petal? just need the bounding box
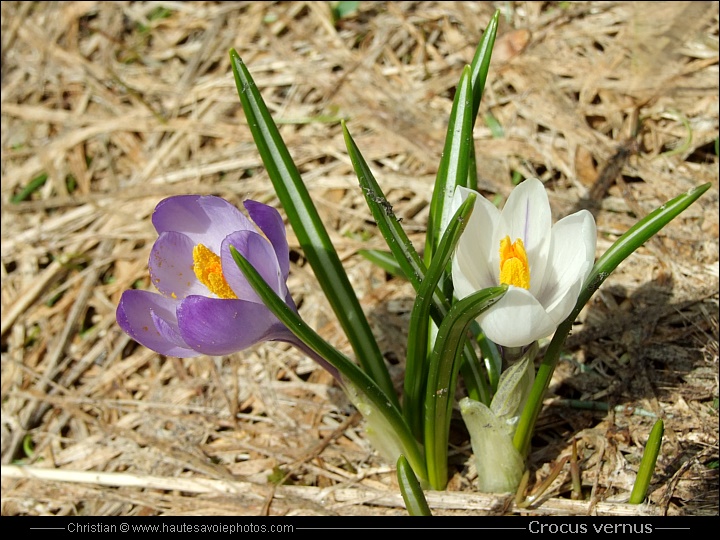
[244,200,290,281]
[117,195,343,382]
[176,295,286,356]
[151,309,189,348]
[149,231,208,299]
[116,290,199,358]
[221,230,285,303]
[152,195,254,252]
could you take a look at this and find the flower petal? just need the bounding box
[543,270,587,327]
[538,209,596,313]
[478,287,558,348]
[221,230,285,303]
[451,186,501,298]
[177,295,289,356]
[152,195,254,253]
[496,178,551,296]
[116,290,199,358]
[149,231,208,299]
[244,200,290,281]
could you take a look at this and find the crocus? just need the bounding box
[451,178,596,348]
[116,195,337,377]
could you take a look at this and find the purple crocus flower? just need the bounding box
[117,195,338,378]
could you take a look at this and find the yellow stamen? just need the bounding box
[499,236,530,289]
[192,244,237,299]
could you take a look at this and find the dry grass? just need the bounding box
[1,1,718,517]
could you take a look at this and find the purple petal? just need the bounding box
[244,200,290,281]
[150,310,189,348]
[149,231,208,299]
[221,230,285,303]
[116,290,200,358]
[177,296,290,356]
[152,195,254,253]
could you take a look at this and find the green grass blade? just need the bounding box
[230,50,396,406]
[513,182,712,457]
[629,419,664,504]
[397,455,432,516]
[229,246,426,481]
[11,172,48,203]
[424,285,507,489]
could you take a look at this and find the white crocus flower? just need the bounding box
[451,178,597,348]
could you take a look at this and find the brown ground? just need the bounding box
[1,1,718,517]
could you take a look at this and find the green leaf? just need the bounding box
[345,121,492,408]
[629,419,664,504]
[425,65,474,265]
[229,245,427,482]
[513,182,712,457]
[358,249,406,279]
[397,455,432,516]
[465,9,500,192]
[230,50,396,406]
[460,397,524,493]
[404,192,476,440]
[331,1,359,21]
[343,122,426,292]
[424,285,508,489]
[11,172,48,203]
[469,10,500,123]
[477,331,502,392]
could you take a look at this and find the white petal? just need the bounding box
[543,269,588,327]
[538,209,596,311]
[495,178,551,296]
[478,287,558,348]
[451,186,500,298]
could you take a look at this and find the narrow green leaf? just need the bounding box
[424,285,508,489]
[345,121,491,408]
[404,193,476,440]
[11,172,48,203]
[477,330,503,392]
[358,249,406,279]
[465,10,499,191]
[425,65,474,264]
[229,246,426,481]
[467,144,479,192]
[230,50,396,406]
[343,122,426,291]
[513,182,712,456]
[629,420,664,504]
[484,113,505,139]
[332,1,360,21]
[469,10,500,123]
[397,455,432,516]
